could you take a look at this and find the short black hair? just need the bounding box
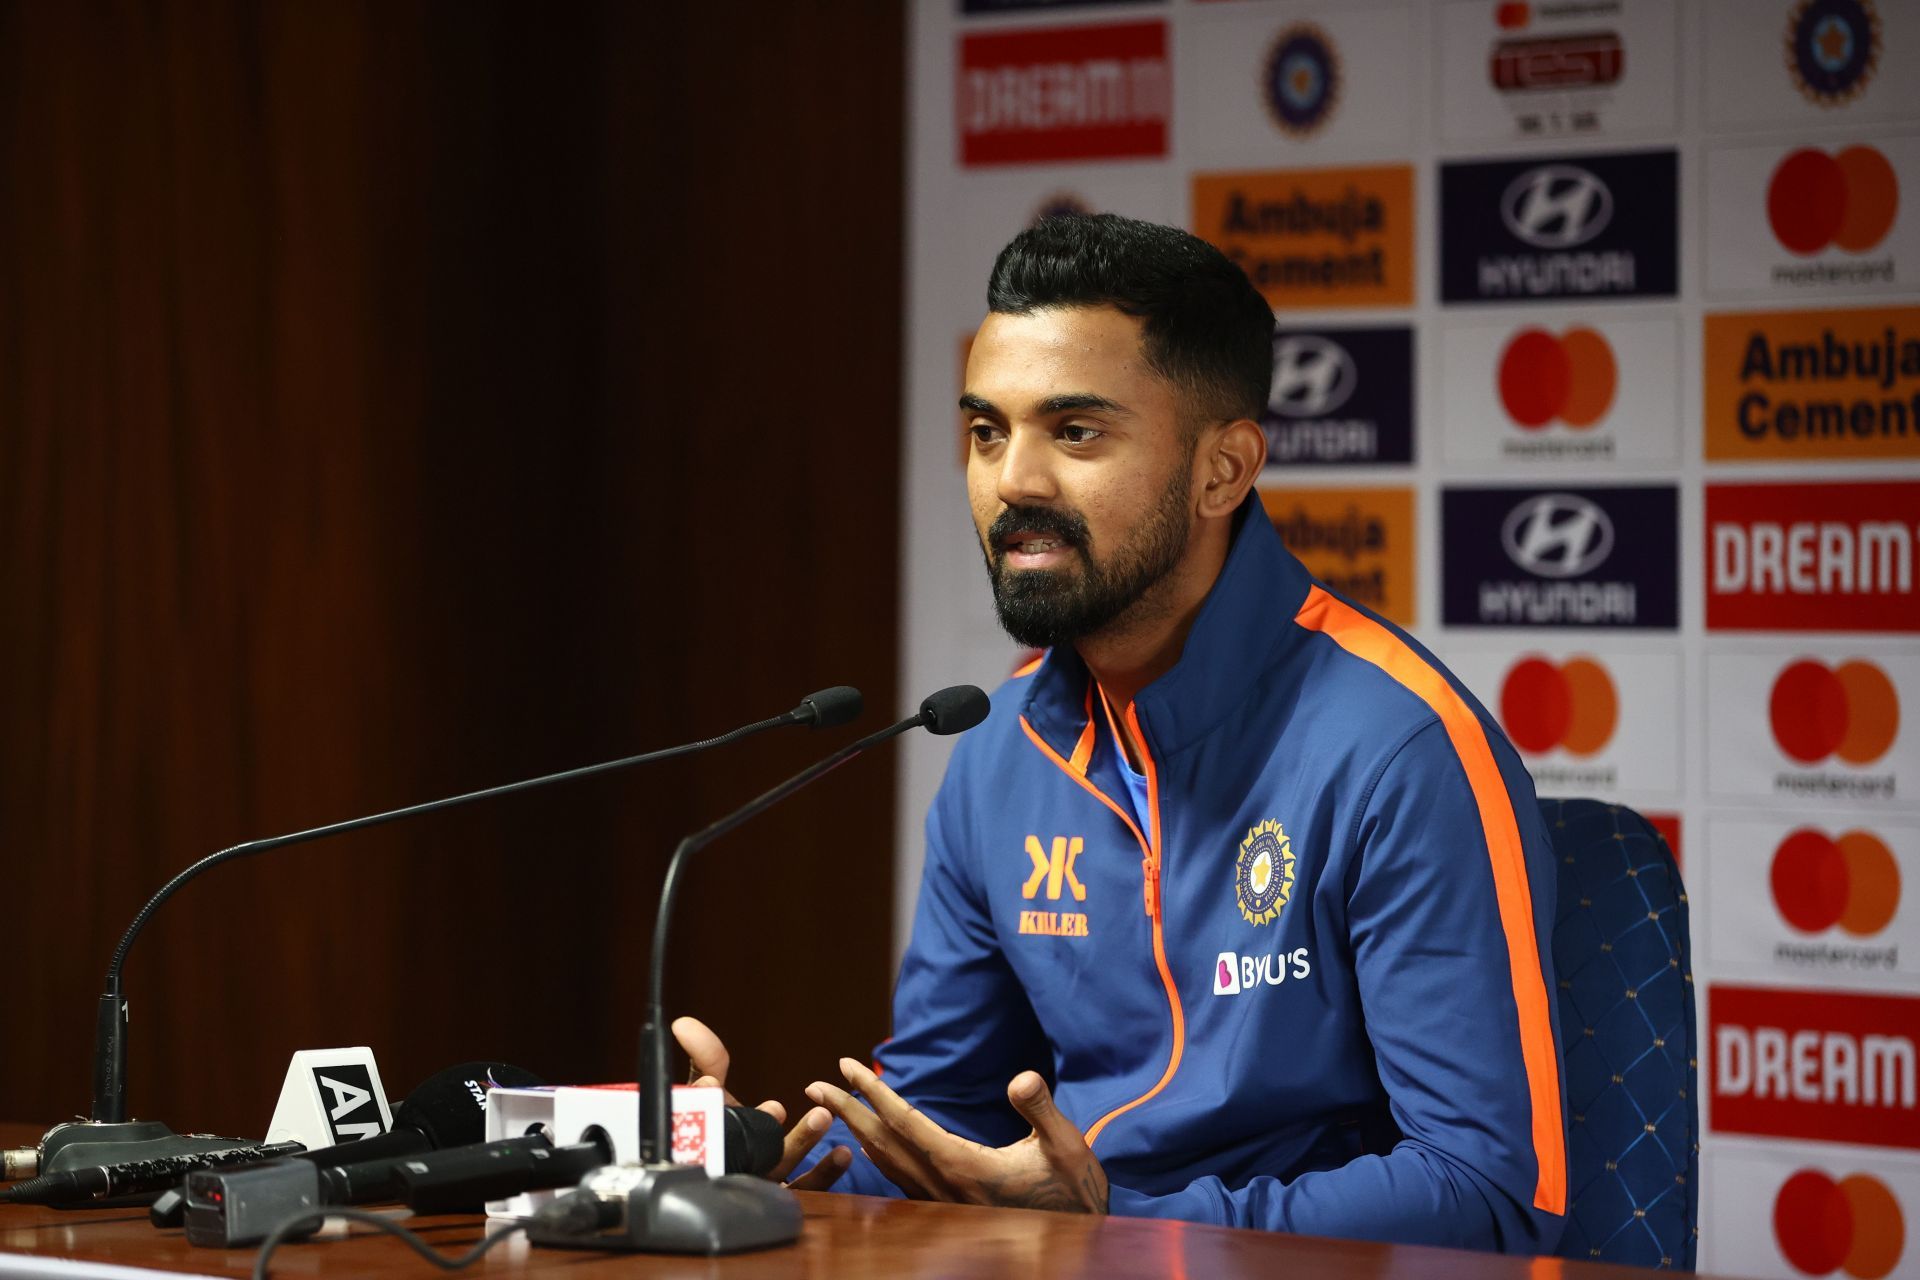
[986,213,1275,423]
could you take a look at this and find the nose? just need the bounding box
[995,425,1059,507]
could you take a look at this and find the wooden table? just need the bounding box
[0,1125,1724,1278]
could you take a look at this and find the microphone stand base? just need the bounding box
[38,1120,251,1175]
[526,1164,801,1255]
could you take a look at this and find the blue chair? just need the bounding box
[1543,798,1698,1270]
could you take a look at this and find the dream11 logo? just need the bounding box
[1775,1168,1905,1280]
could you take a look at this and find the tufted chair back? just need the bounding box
[1543,797,1698,1269]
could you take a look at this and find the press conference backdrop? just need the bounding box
[898,2,1920,1275]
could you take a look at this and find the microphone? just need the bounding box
[182,1061,541,1246]
[529,684,990,1255]
[389,1103,778,1216]
[0,1141,306,1208]
[56,685,861,1170]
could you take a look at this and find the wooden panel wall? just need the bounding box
[0,1,904,1137]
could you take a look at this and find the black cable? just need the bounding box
[251,1206,528,1280]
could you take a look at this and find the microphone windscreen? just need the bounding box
[721,1105,784,1177]
[390,1062,544,1152]
[798,685,863,729]
[920,685,990,736]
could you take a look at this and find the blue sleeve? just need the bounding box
[1108,720,1566,1254]
[795,765,1051,1196]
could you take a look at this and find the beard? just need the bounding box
[980,463,1194,650]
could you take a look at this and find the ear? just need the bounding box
[1196,419,1266,519]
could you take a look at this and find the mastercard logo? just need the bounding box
[1767,146,1900,257]
[1496,327,1616,430]
[1500,655,1616,757]
[1775,1169,1904,1279]
[1770,659,1901,766]
[1771,828,1900,936]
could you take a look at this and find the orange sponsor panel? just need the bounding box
[1259,486,1416,627]
[1192,165,1415,309]
[1703,306,1920,460]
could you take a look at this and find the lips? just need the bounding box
[1000,528,1079,571]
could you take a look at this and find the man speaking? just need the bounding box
[682,214,1566,1253]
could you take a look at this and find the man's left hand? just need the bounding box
[804,1059,1108,1214]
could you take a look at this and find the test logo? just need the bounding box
[1768,146,1899,255]
[1771,659,1900,765]
[1775,1169,1904,1279]
[1501,656,1617,757]
[1501,164,1613,249]
[1498,327,1616,429]
[1773,828,1900,936]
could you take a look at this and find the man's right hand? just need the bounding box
[671,1015,852,1190]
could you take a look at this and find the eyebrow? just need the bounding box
[957,392,1132,417]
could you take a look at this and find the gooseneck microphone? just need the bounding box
[640,685,989,1167]
[56,686,860,1173]
[528,684,989,1256]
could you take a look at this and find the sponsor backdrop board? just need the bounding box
[905,3,1920,1273]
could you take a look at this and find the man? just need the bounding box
[680,214,1567,1252]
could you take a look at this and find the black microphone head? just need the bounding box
[391,1062,544,1151]
[920,685,990,736]
[796,685,862,729]
[721,1105,785,1177]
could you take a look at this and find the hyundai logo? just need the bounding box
[1501,493,1614,578]
[1269,335,1357,418]
[1500,164,1614,249]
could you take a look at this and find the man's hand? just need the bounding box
[671,1016,851,1190]
[804,1058,1108,1214]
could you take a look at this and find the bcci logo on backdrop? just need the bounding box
[1260,23,1339,137]
[1236,819,1295,926]
[1785,0,1881,107]
[1264,327,1414,465]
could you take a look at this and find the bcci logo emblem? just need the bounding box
[1785,0,1880,107]
[1261,24,1339,137]
[1235,819,1295,927]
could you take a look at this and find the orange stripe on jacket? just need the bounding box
[1294,586,1567,1216]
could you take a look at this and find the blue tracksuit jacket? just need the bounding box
[807,507,1567,1252]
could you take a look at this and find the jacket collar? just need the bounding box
[1019,501,1312,760]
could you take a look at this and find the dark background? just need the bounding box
[0,1,905,1137]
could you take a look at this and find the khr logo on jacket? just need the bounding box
[1020,834,1090,938]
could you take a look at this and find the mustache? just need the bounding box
[986,504,1091,553]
